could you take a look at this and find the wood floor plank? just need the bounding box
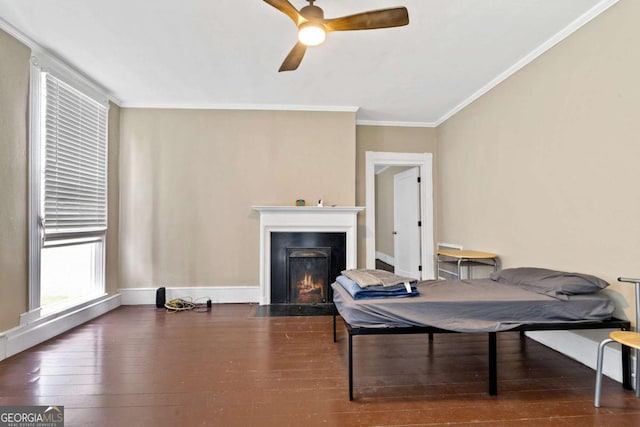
[1,304,638,426]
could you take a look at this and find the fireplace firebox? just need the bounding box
[287,248,330,304]
[270,232,346,304]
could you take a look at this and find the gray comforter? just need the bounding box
[332,278,615,333]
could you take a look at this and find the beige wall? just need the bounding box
[356,125,437,267]
[118,109,356,288]
[436,0,640,322]
[375,166,412,258]
[0,29,30,331]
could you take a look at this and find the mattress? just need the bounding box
[332,278,615,333]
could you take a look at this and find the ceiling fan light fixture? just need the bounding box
[298,22,326,46]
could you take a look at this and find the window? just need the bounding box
[41,239,104,306]
[29,55,109,314]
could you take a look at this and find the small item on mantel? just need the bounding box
[318,199,323,207]
[296,199,305,206]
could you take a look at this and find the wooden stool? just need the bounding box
[594,277,640,407]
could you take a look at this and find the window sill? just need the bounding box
[23,293,110,327]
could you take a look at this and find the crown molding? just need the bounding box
[118,102,359,113]
[356,119,436,128]
[0,16,36,51]
[435,0,620,126]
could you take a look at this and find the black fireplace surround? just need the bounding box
[270,232,346,304]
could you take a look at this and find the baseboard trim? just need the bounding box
[375,251,395,267]
[527,330,636,385]
[0,294,121,362]
[118,286,260,305]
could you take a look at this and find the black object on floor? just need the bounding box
[155,287,166,308]
[255,304,334,317]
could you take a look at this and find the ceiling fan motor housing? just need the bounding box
[300,5,324,21]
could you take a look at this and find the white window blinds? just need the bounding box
[43,72,108,235]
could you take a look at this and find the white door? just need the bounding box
[393,167,421,279]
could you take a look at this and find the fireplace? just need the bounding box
[253,206,363,305]
[270,232,346,304]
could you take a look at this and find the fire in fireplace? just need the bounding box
[287,248,330,304]
[270,232,346,304]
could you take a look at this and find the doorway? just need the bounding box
[365,152,434,280]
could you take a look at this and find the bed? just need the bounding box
[332,268,633,400]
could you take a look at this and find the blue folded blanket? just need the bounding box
[336,275,419,300]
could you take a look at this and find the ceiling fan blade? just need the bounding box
[263,0,303,25]
[324,7,409,32]
[279,42,307,72]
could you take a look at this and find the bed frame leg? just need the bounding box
[333,309,337,343]
[428,332,434,342]
[349,332,354,401]
[489,332,497,396]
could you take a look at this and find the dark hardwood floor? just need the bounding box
[375,259,395,273]
[1,304,639,426]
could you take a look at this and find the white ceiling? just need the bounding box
[0,0,615,126]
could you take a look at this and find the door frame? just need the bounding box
[365,151,434,280]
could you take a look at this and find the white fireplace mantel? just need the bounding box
[252,206,364,305]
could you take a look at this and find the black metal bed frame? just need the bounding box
[332,308,632,401]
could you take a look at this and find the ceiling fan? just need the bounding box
[263,0,409,72]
